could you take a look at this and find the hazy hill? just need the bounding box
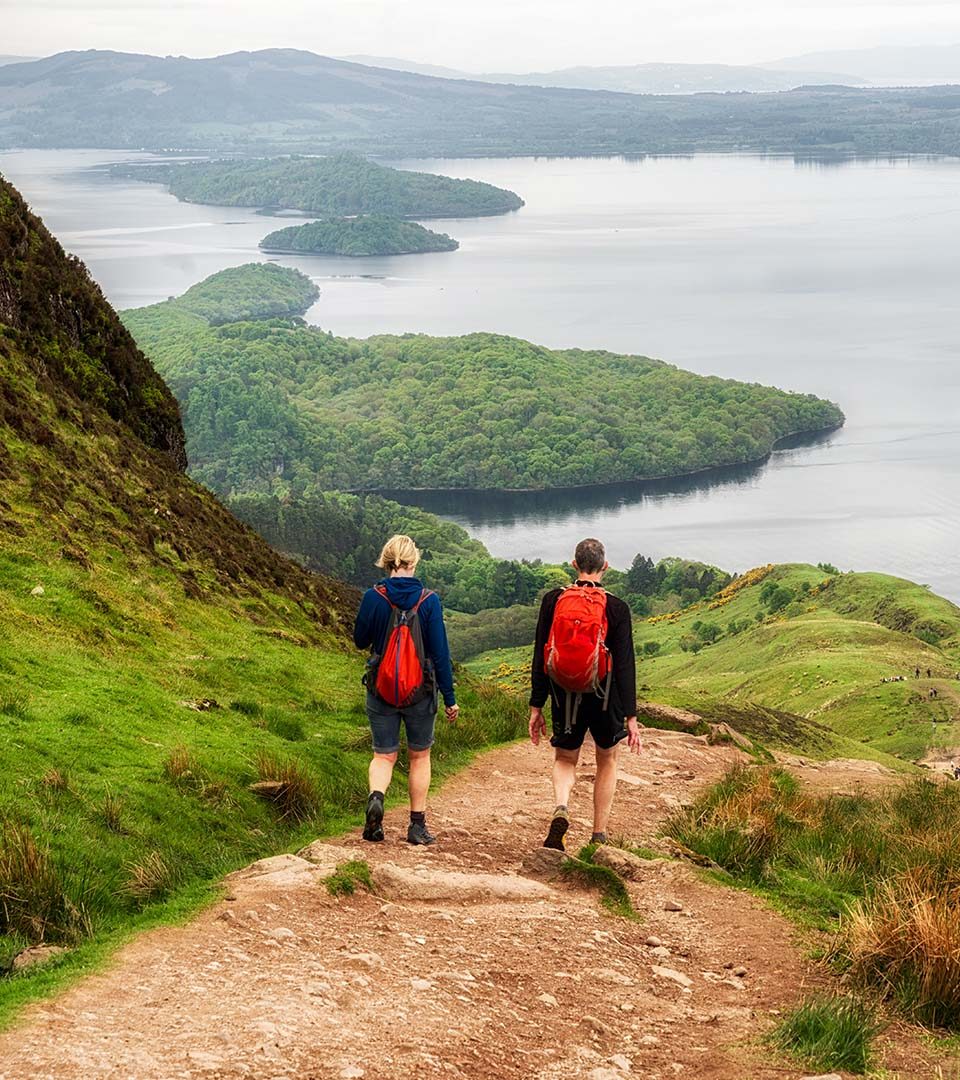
[122,263,843,494]
[3,49,960,156]
[0,175,522,988]
[769,44,960,86]
[341,54,865,92]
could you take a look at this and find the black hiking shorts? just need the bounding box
[549,694,626,752]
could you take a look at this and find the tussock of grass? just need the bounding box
[253,751,320,822]
[97,791,126,834]
[561,844,638,919]
[122,852,173,904]
[0,825,86,943]
[325,860,373,897]
[670,764,960,1029]
[770,994,880,1074]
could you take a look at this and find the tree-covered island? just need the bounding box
[260,215,459,256]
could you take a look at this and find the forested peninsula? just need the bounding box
[260,215,458,256]
[117,154,524,218]
[123,264,844,495]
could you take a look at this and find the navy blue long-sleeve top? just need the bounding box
[353,576,456,706]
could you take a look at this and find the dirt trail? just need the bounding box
[0,733,947,1080]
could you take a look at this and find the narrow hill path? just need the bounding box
[0,734,945,1080]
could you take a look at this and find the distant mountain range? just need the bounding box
[2,48,960,157]
[768,44,960,86]
[0,56,35,66]
[342,55,867,94]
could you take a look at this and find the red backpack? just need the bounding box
[545,585,612,731]
[372,586,434,707]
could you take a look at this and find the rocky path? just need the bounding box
[0,732,947,1079]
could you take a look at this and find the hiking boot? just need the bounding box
[543,809,569,850]
[407,820,436,846]
[362,792,384,842]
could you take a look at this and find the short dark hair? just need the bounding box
[574,538,606,574]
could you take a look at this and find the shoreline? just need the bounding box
[354,421,844,499]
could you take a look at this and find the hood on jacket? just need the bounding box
[379,576,428,609]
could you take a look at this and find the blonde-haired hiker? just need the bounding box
[353,534,459,845]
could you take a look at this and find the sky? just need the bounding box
[3,0,960,71]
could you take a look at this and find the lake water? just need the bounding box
[1,149,958,600]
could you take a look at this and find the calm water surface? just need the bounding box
[1,150,957,599]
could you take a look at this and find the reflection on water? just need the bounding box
[382,430,841,527]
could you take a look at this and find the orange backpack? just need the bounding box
[372,586,434,707]
[545,585,612,731]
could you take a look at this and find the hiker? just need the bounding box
[529,538,641,850]
[953,762,960,781]
[916,666,921,678]
[353,534,459,846]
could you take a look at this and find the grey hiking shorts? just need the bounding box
[366,690,437,754]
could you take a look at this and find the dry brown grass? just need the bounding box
[40,768,70,793]
[841,868,960,1028]
[163,744,195,782]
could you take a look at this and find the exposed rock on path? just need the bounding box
[0,732,946,1078]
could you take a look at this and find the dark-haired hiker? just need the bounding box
[353,534,458,845]
[529,537,641,850]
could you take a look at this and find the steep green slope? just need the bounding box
[123,264,844,493]
[0,176,524,1005]
[260,215,459,256]
[471,564,960,762]
[121,153,523,217]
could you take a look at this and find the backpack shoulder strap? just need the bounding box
[411,588,434,614]
[374,584,396,609]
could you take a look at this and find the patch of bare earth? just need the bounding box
[0,732,950,1079]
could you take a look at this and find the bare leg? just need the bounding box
[407,748,432,812]
[552,747,580,808]
[369,751,397,794]
[593,745,620,836]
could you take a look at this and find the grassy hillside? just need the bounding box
[0,174,525,1012]
[120,154,523,218]
[471,564,960,763]
[3,49,960,157]
[123,264,843,494]
[260,215,459,256]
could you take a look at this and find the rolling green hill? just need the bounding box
[471,564,960,762]
[123,264,844,494]
[0,174,524,1010]
[3,49,960,157]
[260,215,459,256]
[120,154,523,218]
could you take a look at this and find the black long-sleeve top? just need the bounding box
[530,581,637,721]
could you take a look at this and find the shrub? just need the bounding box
[770,995,880,1074]
[642,640,661,656]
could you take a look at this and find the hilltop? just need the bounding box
[123,263,844,494]
[0,175,523,1002]
[3,49,960,156]
[119,153,523,218]
[260,215,459,256]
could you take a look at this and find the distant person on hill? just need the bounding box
[353,534,459,846]
[916,666,921,679]
[529,537,642,850]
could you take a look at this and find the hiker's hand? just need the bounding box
[445,704,460,723]
[529,707,547,746]
[626,717,642,754]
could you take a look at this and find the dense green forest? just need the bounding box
[124,264,844,494]
[4,50,960,157]
[118,154,523,218]
[260,215,459,256]
[163,262,321,324]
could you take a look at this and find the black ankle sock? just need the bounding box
[369,790,384,802]
[410,810,426,825]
